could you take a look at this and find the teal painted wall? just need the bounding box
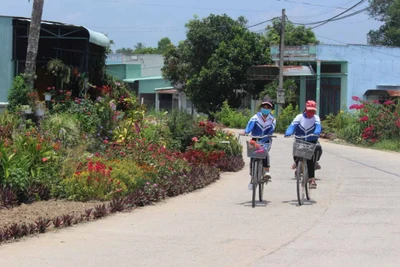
[0,17,14,103]
[139,79,171,94]
[126,64,141,79]
[106,64,126,80]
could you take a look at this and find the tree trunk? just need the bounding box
[25,0,45,91]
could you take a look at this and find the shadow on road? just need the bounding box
[237,200,271,207]
[281,199,317,207]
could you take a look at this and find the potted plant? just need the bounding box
[21,105,32,114]
[27,91,46,116]
[44,86,55,101]
[35,101,46,116]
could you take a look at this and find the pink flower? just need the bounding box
[359,116,369,122]
[384,100,395,105]
[103,140,109,144]
[352,96,360,101]
[192,137,198,142]
[349,104,358,110]
[42,157,49,162]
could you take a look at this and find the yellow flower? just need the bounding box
[340,110,344,114]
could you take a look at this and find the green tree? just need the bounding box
[157,37,173,55]
[265,18,319,46]
[367,0,400,45]
[162,14,270,115]
[115,48,134,55]
[262,18,318,106]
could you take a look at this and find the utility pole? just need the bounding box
[276,9,286,117]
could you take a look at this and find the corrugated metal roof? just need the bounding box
[155,86,174,90]
[365,89,400,97]
[0,15,110,47]
[123,76,163,82]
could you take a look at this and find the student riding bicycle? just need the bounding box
[284,100,323,188]
[243,97,276,187]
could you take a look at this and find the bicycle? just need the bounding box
[239,134,277,208]
[286,134,319,206]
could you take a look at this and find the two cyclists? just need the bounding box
[243,99,323,189]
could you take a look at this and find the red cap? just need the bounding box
[305,100,317,111]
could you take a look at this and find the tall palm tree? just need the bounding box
[25,0,45,91]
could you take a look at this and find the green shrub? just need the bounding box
[166,109,201,151]
[275,104,299,133]
[194,130,242,156]
[60,160,127,201]
[39,113,81,148]
[214,101,251,128]
[109,160,145,192]
[7,75,30,112]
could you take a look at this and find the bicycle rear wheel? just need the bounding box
[251,160,259,208]
[296,160,306,206]
[258,160,264,202]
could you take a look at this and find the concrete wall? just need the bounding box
[139,79,171,94]
[317,44,400,107]
[0,17,14,103]
[106,54,164,78]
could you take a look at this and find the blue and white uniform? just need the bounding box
[285,113,322,141]
[245,112,276,143]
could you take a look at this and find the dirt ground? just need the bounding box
[0,199,103,230]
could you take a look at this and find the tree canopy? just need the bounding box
[367,0,400,46]
[115,38,173,55]
[162,14,270,114]
[265,18,319,46]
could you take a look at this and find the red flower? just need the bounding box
[359,116,369,122]
[349,104,358,110]
[384,99,395,105]
[192,137,198,142]
[103,140,109,144]
[42,157,49,162]
[352,96,360,101]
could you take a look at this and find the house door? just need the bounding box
[306,77,341,119]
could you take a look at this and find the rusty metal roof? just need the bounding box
[364,89,400,97]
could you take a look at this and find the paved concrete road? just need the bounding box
[1,133,400,267]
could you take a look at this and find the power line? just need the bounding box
[247,18,277,29]
[274,0,350,9]
[91,0,275,13]
[286,1,369,27]
[316,34,400,59]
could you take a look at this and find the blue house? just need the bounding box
[271,44,400,117]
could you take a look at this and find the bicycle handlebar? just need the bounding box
[238,133,277,139]
[285,134,319,139]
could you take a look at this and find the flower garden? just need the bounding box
[321,96,400,151]
[0,75,244,244]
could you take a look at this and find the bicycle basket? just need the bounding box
[246,141,269,159]
[293,139,316,159]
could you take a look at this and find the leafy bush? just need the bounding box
[108,160,145,193]
[214,101,251,128]
[52,98,100,135]
[350,97,400,143]
[166,110,201,151]
[61,160,127,201]
[39,113,81,148]
[7,75,30,112]
[193,129,242,156]
[275,104,299,133]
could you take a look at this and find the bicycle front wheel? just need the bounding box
[251,160,259,208]
[296,160,306,206]
[305,163,311,201]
